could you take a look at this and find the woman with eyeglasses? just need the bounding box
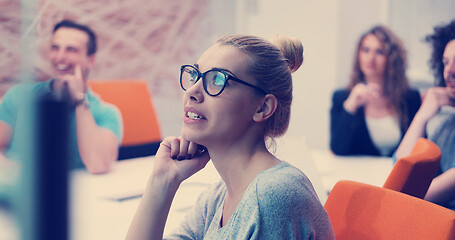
[126,35,334,239]
[330,25,421,157]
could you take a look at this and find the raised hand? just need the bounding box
[417,87,455,122]
[152,136,210,184]
[57,64,86,101]
[344,82,381,113]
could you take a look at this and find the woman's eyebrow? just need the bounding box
[212,67,238,77]
[195,63,238,77]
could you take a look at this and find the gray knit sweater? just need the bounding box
[165,161,334,240]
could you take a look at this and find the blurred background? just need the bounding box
[1,0,454,150]
[1,0,455,239]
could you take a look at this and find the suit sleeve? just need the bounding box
[329,90,363,155]
[406,89,422,124]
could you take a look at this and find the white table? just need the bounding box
[71,138,395,239]
[0,156,219,240]
[311,149,394,197]
[1,137,395,239]
[71,156,219,240]
[275,136,394,204]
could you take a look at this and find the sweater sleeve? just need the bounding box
[329,89,364,155]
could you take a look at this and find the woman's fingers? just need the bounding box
[167,137,181,159]
[160,136,205,160]
[186,142,200,159]
[178,138,207,160]
[176,137,190,160]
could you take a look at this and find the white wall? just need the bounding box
[240,0,340,150]
[240,0,389,150]
[157,0,455,150]
[388,0,455,85]
[239,0,455,150]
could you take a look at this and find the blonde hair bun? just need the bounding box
[270,35,304,73]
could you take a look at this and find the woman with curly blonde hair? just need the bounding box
[330,25,421,156]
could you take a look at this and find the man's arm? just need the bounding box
[74,105,118,174]
[395,87,453,159]
[394,113,427,159]
[425,168,455,205]
[59,65,119,174]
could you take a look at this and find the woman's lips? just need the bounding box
[183,107,207,123]
[186,111,206,120]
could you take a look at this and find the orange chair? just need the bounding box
[324,180,455,240]
[89,80,161,159]
[383,138,441,198]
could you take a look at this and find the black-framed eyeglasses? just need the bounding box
[180,65,267,96]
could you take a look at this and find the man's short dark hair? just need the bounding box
[53,19,97,56]
[425,19,455,87]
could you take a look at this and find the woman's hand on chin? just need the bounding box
[152,136,210,183]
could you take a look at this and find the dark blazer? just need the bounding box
[330,88,421,156]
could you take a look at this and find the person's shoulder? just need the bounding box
[255,162,319,207]
[333,89,348,95]
[403,88,422,112]
[254,162,331,234]
[256,161,308,186]
[193,180,225,214]
[199,180,225,200]
[2,81,48,101]
[5,81,41,93]
[332,88,349,101]
[87,90,121,115]
[404,88,421,99]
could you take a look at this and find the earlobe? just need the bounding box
[253,94,277,122]
[88,55,96,68]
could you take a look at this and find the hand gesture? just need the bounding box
[417,87,455,122]
[344,82,381,113]
[152,136,210,184]
[57,65,86,101]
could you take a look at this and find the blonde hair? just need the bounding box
[217,34,304,138]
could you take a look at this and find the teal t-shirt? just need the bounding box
[426,106,455,173]
[0,80,123,168]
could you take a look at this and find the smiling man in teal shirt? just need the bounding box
[0,20,123,174]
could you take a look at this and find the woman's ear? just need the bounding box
[253,94,277,122]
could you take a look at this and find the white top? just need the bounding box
[366,115,401,156]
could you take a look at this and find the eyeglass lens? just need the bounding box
[181,66,228,96]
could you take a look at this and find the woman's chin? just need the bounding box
[181,128,202,144]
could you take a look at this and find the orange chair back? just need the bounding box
[383,138,441,198]
[325,180,455,240]
[89,80,161,159]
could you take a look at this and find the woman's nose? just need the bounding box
[186,79,205,103]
